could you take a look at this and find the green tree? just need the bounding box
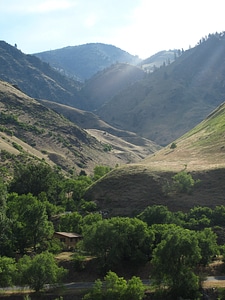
[57,211,83,233]
[105,271,127,300]
[82,217,154,270]
[9,163,66,205]
[0,179,12,256]
[212,205,225,227]
[125,276,145,300]
[7,193,54,253]
[17,252,67,292]
[185,206,212,230]
[93,165,111,181]
[151,226,201,299]
[172,171,197,193]
[83,271,145,300]
[138,205,173,226]
[0,256,16,287]
[197,228,218,266]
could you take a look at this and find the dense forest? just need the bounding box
[1,162,225,299]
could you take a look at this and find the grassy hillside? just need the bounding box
[0,81,136,178]
[84,101,225,216]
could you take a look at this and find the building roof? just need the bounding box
[54,232,82,238]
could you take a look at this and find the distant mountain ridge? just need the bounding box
[34,43,141,81]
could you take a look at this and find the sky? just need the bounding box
[1,0,225,59]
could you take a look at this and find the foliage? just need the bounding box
[6,193,54,253]
[57,211,83,233]
[9,163,66,205]
[73,253,86,271]
[63,176,93,210]
[82,217,154,270]
[197,228,218,266]
[138,205,174,226]
[172,171,198,194]
[83,271,145,300]
[17,252,67,292]
[0,256,16,287]
[185,206,213,230]
[93,165,111,181]
[151,225,201,299]
[170,142,177,149]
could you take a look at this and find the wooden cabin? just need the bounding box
[54,232,82,250]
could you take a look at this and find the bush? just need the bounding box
[172,171,198,194]
[170,142,177,149]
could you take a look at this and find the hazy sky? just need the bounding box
[1,0,225,59]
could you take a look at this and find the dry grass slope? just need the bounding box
[85,103,225,216]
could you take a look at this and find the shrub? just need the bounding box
[172,171,198,194]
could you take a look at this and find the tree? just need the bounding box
[17,252,67,292]
[7,193,54,253]
[57,211,83,233]
[197,228,218,266]
[82,217,154,270]
[138,205,173,226]
[83,271,145,300]
[185,206,212,230]
[151,226,201,299]
[0,179,12,256]
[172,171,197,193]
[0,256,16,287]
[9,163,66,205]
[104,271,127,300]
[93,165,111,181]
[125,276,146,300]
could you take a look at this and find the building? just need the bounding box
[54,232,82,250]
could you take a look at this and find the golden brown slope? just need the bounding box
[0,80,139,177]
[142,102,225,171]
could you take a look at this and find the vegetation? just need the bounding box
[83,271,145,300]
[172,171,199,194]
[1,162,225,299]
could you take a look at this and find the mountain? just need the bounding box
[0,41,86,109]
[34,43,141,82]
[139,49,178,73]
[84,101,225,216]
[80,63,145,110]
[96,33,225,146]
[0,80,144,177]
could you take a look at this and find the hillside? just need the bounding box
[84,101,225,216]
[0,41,86,109]
[80,63,145,110]
[38,99,160,160]
[0,80,141,178]
[34,43,141,81]
[96,33,225,146]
